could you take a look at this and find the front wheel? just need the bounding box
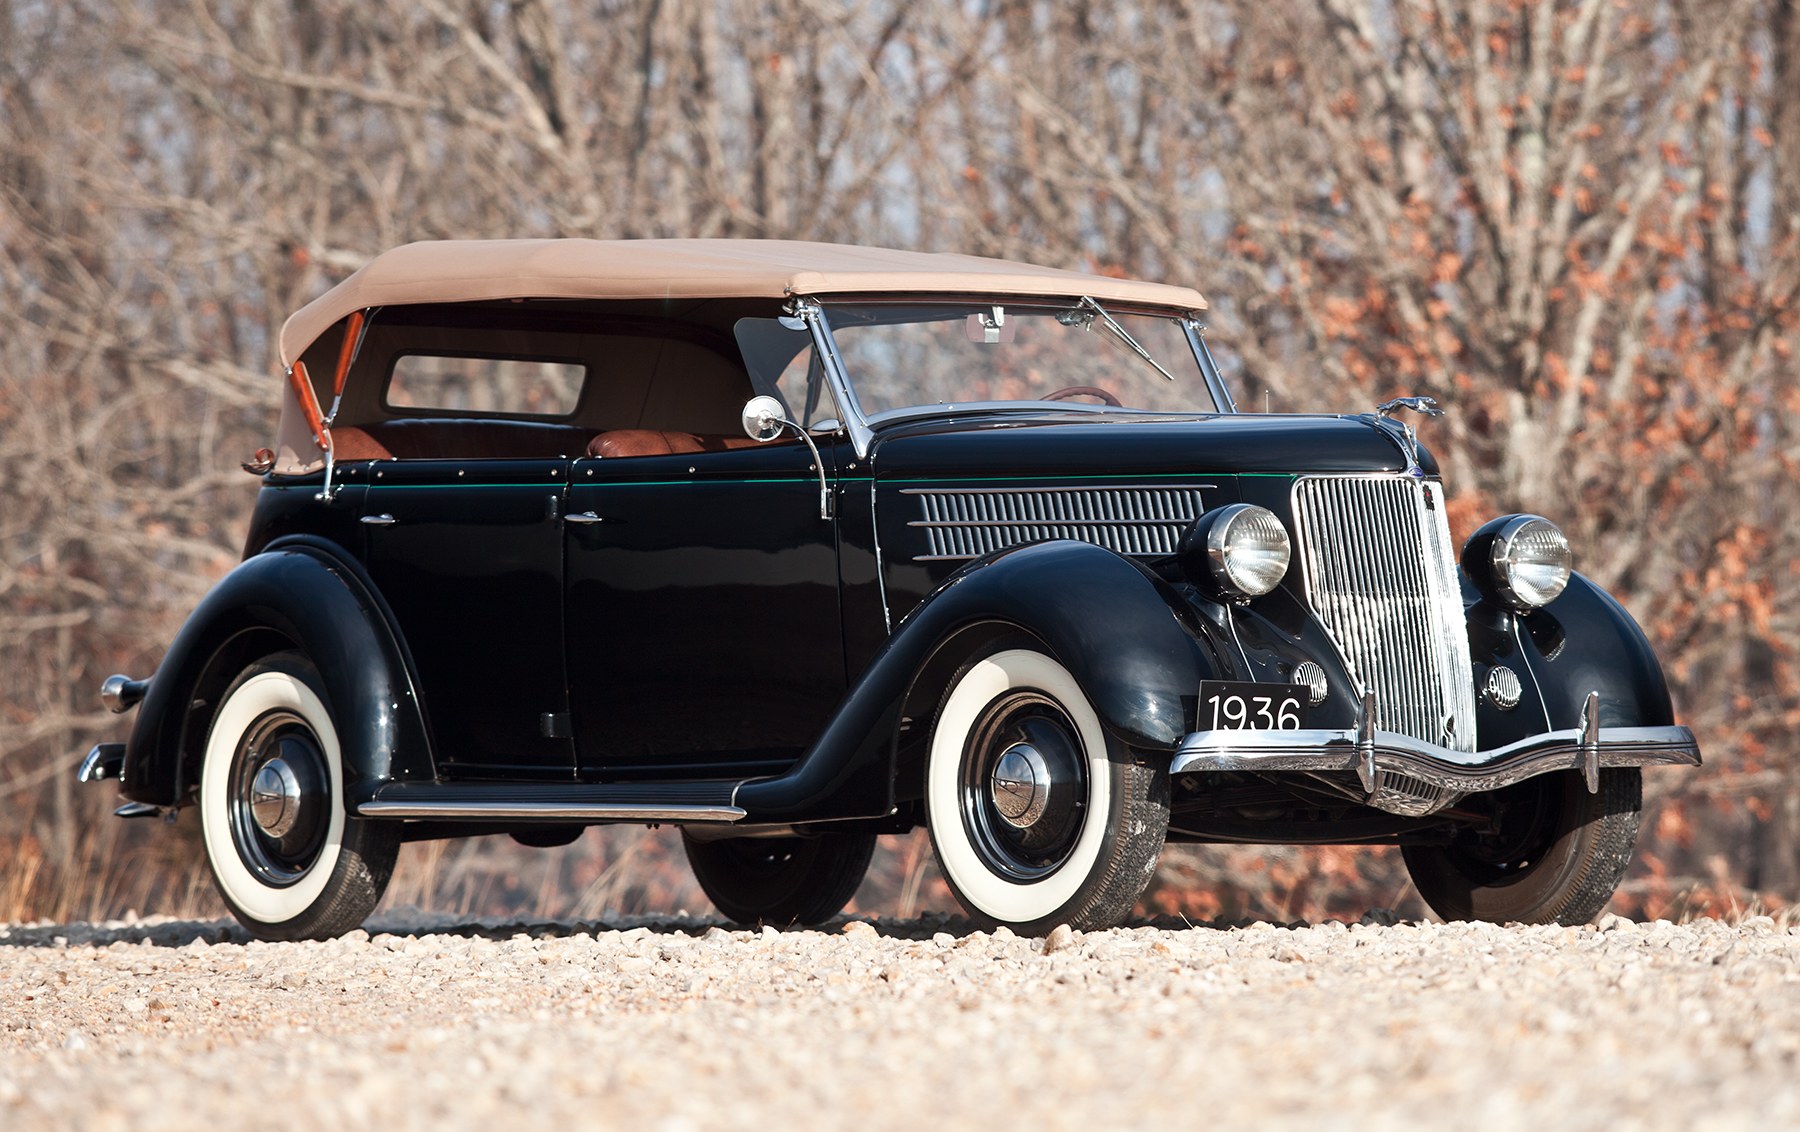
[1403,768,1642,926]
[926,647,1169,935]
[199,653,398,941]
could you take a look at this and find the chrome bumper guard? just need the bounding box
[78,743,126,783]
[1170,691,1700,816]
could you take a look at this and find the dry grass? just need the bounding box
[0,807,964,927]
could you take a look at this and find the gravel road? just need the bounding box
[2,912,1796,1130]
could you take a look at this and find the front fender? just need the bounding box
[120,542,431,807]
[1465,570,1676,750]
[735,540,1225,822]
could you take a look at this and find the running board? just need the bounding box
[357,780,745,823]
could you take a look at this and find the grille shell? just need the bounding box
[903,485,1209,561]
[1290,476,1476,753]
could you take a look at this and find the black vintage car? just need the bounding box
[80,240,1700,939]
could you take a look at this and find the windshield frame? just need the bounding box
[793,296,1235,457]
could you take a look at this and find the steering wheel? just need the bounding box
[1044,385,1122,407]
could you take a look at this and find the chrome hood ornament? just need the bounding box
[1372,395,1444,476]
[1377,396,1443,420]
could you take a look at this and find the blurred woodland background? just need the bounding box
[3,0,1797,926]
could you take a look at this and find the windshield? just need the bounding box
[818,301,1219,420]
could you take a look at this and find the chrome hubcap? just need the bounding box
[961,691,1089,881]
[228,710,330,887]
[990,743,1051,828]
[250,758,303,838]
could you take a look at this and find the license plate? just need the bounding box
[1199,681,1309,731]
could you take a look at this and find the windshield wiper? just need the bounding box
[1079,295,1176,383]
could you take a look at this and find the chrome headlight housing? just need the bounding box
[1463,514,1572,611]
[1182,504,1291,600]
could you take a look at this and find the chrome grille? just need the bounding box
[1291,476,1476,752]
[903,485,1208,561]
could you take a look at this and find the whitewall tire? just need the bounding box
[926,647,1168,934]
[199,653,397,940]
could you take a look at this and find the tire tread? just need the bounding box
[1404,768,1642,927]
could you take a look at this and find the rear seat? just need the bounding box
[330,419,595,461]
[329,422,779,462]
[586,429,767,458]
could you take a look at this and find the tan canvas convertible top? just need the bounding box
[278,239,1208,366]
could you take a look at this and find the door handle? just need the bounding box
[564,511,605,525]
[360,513,396,526]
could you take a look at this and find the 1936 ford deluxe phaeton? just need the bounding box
[80,240,1700,939]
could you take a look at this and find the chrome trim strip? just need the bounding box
[1170,724,1701,796]
[871,474,893,633]
[1183,319,1238,414]
[356,801,747,822]
[795,299,874,459]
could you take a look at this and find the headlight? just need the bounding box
[1466,514,1572,610]
[1183,504,1291,600]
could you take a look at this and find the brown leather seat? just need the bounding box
[329,419,594,460]
[329,426,393,461]
[587,429,765,459]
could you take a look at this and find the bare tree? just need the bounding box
[3,0,1795,923]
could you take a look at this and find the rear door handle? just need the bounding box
[360,514,396,526]
[564,511,605,525]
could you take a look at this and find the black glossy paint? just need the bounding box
[245,473,369,557]
[121,394,1681,836]
[1470,572,1675,747]
[563,441,845,776]
[361,459,573,777]
[120,544,430,807]
[736,539,1223,821]
[868,412,1408,480]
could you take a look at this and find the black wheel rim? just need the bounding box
[1441,774,1566,884]
[717,839,806,877]
[227,709,330,887]
[959,691,1089,881]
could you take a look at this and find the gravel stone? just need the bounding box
[2,913,1797,1130]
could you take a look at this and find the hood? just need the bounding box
[865,411,1431,480]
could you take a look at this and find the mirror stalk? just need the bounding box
[741,395,832,520]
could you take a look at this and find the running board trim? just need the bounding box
[357,801,746,822]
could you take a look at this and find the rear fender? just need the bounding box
[120,542,431,808]
[735,540,1226,822]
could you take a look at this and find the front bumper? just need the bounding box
[1171,692,1701,817]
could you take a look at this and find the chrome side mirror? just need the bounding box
[742,394,791,443]
[739,395,833,520]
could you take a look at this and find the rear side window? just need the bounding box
[385,353,586,417]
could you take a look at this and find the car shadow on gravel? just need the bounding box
[0,908,1408,949]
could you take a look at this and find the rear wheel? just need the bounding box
[198,653,398,941]
[925,647,1168,935]
[682,831,876,926]
[1403,768,1642,926]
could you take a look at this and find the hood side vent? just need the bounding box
[902,485,1208,562]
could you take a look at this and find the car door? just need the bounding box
[563,439,845,780]
[361,457,575,778]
